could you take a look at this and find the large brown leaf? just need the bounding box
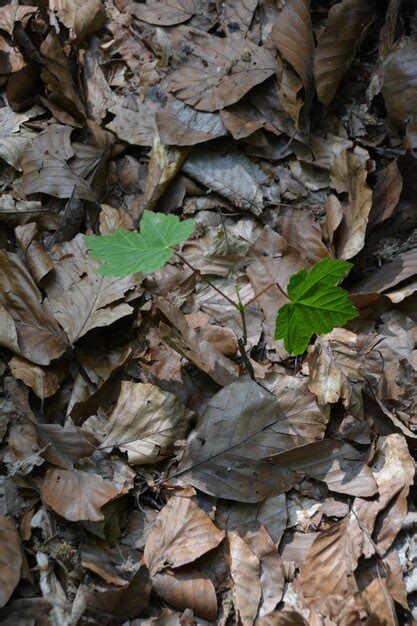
[353,248,417,297]
[0,516,22,607]
[99,382,194,465]
[127,0,195,26]
[272,0,315,110]
[144,496,224,576]
[368,159,402,229]
[43,234,140,344]
[153,567,217,621]
[166,32,275,112]
[40,467,120,521]
[314,0,375,105]
[226,532,261,626]
[173,378,329,502]
[156,98,227,146]
[0,251,67,365]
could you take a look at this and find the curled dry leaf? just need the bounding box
[330,149,373,259]
[144,495,224,576]
[153,568,217,621]
[272,0,315,110]
[166,31,275,112]
[40,467,120,522]
[142,133,188,211]
[299,518,353,601]
[0,515,22,607]
[0,251,67,366]
[8,355,65,399]
[353,248,417,297]
[100,381,194,465]
[368,159,402,229]
[227,532,261,626]
[49,0,106,41]
[43,234,140,344]
[314,0,375,106]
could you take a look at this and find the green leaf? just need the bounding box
[85,210,195,276]
[274,258,358,355]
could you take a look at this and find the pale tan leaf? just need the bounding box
[40,467,120,521]
[142,133,188,211]
[44,234,140,343]
[100,382,194,465]
[272,0,314,109]
[167,32,275,112]
[0,5,37,35]
[227,532,261,626]
[127,0,195,26]
[144,496,224,576]
[153,568,217,622]
[0,516,22,607]
[314,0,375,105]
[106,97,160,147]
[49,0,105,40]
[330,149,373,259]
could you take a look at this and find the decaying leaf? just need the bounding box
[226,532,261,626]
[49,0,105,41]
[144,496,224,576]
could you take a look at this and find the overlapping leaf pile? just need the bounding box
[1,0,417,625]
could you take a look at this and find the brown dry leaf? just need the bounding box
[99,382,194,465]
[0,251,67,365]
[244,526,285,617]
[144,495,224,576]
[127,0,195,26]
[156,98,227,146]
[49,0,106,41]
[314,0,375,106]
[166,31,275,112]
[257,611,308,625]
[40,467,120,521]
[220,0,259,38]
[380,37,417,148]
[8,355,65,399]
[307,328,381,415]
[142,133,188,211]
[227,532,261,626]
[36,422,97,469]
[43,234,140,344]
[268,439,377,498]
[216,494,287,547]
[21,125,96,201]
[299,518,354,600]
[272,0,315,110]
[330,149,373,259]
[0,515,22,608]
[182,146,270,215]
[157,298,240,386]
[353,248,417,298]
[106,96,160,147]
[357,566,398,626]
[174,378,330,502]
[153,568,217,621]
[352,434,414,563]
[40,31,86,123]
[379,0,403,59]
[368,159,402,229]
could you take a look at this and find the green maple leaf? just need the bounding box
[85,210,195,276]
[274,258,359,355]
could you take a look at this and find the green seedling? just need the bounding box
[85,211,358,362]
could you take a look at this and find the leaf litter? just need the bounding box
[0,1,417,625]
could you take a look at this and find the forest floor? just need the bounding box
[1,0,417,625]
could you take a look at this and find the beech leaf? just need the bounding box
[274,258,359,355]
[85,210,195,276]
